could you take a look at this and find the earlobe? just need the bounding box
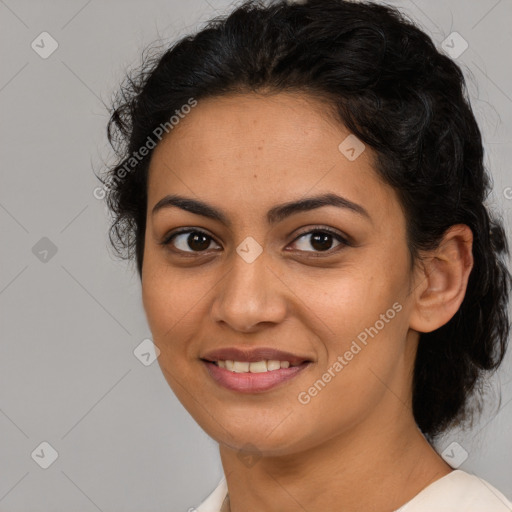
[409,224,474,333]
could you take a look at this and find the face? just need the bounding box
[142,92,420,456]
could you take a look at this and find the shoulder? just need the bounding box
[397,470,512,512]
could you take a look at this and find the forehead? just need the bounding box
[151,92,345,159]
[147,92,398,225]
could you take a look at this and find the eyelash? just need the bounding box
[159,226,350,257]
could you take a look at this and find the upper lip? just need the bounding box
[201,347,312,365]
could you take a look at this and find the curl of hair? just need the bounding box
[98,0,511,441]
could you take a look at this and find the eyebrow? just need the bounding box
[151,192,372,227]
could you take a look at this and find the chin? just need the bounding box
[209,419,307,457]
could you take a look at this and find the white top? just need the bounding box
[195,470,512,512]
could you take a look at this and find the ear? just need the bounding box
[409,224,474,333]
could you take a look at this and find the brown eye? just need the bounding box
[162,229,221,253]
[289,228,349,254]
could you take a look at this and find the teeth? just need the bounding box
[248,360,268,373]
[267,360,281,371]
[233,361,250,373]
[215,359,299,372]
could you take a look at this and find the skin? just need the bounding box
[141,92,474,512]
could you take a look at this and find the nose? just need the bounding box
[209,249,288,333]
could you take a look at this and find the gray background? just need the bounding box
[0,0,511,510]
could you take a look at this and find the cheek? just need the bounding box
[141,259,222,374]
[291,297,408,445]
[305,264,400,341]
[142,278,195,343]
[299,260,410,395]
[141,252,195,348]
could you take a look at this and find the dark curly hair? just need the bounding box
[97,0,512,442]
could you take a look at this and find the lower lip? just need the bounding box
[202,360,311,393]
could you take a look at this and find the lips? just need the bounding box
[201,347,312,366]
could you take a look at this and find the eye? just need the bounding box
[289,227,349,255]
[161,229,221,254]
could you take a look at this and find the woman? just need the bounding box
[98,0,512,510]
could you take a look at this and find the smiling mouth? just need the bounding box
[200,358,312,393]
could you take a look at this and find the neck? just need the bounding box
[218,411,452,512]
